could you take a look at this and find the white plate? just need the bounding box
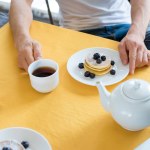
[0,127,52,150]
[67,47,129,86]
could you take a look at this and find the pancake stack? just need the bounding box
[84,52,111,76]
[78,51,116,79]
[0,140,25,150]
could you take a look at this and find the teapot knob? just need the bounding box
[123,79,150,101]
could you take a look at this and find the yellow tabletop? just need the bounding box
[0,21,150,150]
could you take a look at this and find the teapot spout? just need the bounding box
[96,81,111,112]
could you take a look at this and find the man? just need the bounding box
[9,0,150,74]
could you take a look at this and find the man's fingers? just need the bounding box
[143,51,148,66]
[129,47,137,74]
[21,43,34,69]
[32,41,42,60]
[136,48,143,67]
[18,57,28,72]
[22,58,29,72]
[25,48,34,65]
[119,33,150,74]
[17,39,42,72]
[118,42,128,65]
[18,42,34,71]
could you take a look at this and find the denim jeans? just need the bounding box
[80,24,150,50]
[0,12,8,28]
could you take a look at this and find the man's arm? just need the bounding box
[10,0,42,71]
[119,0,150,74]
[129,0,150,39]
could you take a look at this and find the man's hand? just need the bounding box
[118,0,150,74]
[118,33,150,74]
[16,37,42,72]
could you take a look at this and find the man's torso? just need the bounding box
[56,0,131,30]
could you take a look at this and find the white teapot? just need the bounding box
[96,79,150,131]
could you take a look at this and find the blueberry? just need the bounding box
[2,147,12,150]
[78,63,84,69]
[101,56,106,61]
[111,60,115,66]
[21,141,30,149]
[84,71,90,77]
[96,58,102,64]
[93,53,100,60]
[89,73,96,79]
[110,69,116,75]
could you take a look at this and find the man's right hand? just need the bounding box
[16,37,42,72]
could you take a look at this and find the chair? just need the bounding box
[45,0,54,24]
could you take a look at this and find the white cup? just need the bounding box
[28,59,59,93]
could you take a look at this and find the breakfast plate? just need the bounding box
[67,47,129,86]
[0,127,52,150]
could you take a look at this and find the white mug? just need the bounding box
[28,59,59,93]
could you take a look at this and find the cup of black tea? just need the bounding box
[28,59,59,93]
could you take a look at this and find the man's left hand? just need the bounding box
[118,33,150,74]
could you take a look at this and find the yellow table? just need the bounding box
[0,21,150,150]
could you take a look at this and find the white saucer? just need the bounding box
[67,47,129,86]
[0,127,52,150]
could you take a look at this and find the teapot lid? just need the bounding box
[122,79,150,101]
